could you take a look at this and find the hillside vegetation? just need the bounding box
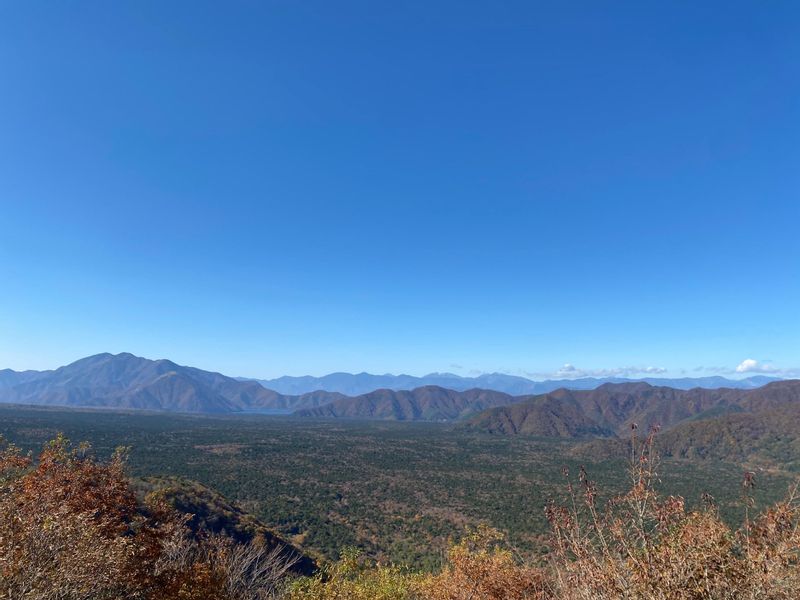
[6,405,789,569]
[294,386,517,421]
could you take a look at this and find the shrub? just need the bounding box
[0,435,295,600]
[545,426,800,599]
[285,547,417,600]
[285,527,548,600]
[416,525,550,600]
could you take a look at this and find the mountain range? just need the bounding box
[0,354,790,427]
[296,379,800,441]
[246,371,777,396]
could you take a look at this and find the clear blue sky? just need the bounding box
[1,1,798,379]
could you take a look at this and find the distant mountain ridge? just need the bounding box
[247,371,778,396]
[0,353,342,413]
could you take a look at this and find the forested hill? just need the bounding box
[462,380,800,438]
[293,386,518,421]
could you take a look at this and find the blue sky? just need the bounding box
[1,1,798,379]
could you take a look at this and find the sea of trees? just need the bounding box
[2,406,790,571]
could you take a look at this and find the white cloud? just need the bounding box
[520,361,799,381]
[558,363,578,375]
[736,359,758,373]
[684,362,799,378]
[736,358,779,374]
[550,363,668,379]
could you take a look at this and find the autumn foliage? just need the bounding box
[543,426,800,600]
[0,435,295,600]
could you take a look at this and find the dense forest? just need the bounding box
[0,405,791,570]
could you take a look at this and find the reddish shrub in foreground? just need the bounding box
[0,435,294,600]
[545,427,800,600]
[417,525,550,600]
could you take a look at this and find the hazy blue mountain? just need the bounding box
[0,353,341,413]
[247,371,779,396]
[247,372,436,396]
[0,368,51,388]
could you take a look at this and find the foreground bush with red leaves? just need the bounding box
[0,435,296,600]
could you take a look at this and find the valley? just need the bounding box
[0,403,792,570]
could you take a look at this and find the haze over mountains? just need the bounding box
[248,371,776,396]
